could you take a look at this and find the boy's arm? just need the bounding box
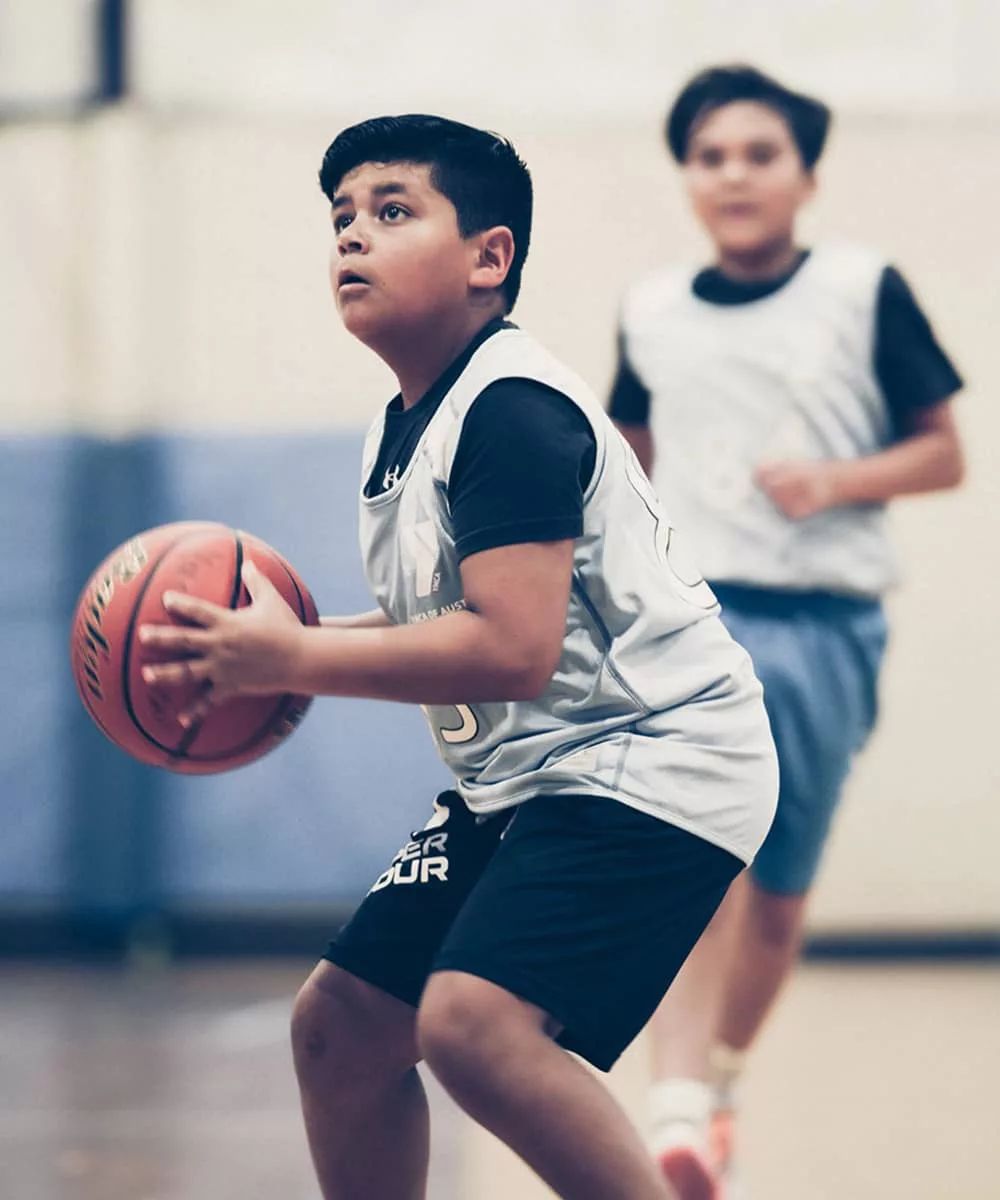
[293,539,573,703]
[139,539,574,712]
[756,399,964,519]
[828,400,964,503]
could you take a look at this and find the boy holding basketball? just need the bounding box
[609,66,965,1198]
[140,114,778,1200]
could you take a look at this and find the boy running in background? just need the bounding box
[610,65,965,1199]
[140,114,778,1200]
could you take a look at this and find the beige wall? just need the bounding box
[2,110,997,929]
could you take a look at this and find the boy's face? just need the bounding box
[329,161,483,344]
[683,101,814,259]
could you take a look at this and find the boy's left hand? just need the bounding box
[754,460,840,519]
[138,560,307,727]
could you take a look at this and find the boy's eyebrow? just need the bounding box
[331,181,412,210]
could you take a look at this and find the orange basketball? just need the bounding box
[70,522,320,774]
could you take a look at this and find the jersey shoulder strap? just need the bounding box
[620,265,698,331]
[802,242,887,300]
[421,327,606,487]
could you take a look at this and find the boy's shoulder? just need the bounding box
[423,325,602,471]
[464,324,594,403]
[620,264,701,320]
[806,241,889,291]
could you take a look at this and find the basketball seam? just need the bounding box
[168,535,247,758]
[171,533,312,765]
[120,531,195,758]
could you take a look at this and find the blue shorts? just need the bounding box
[712,584,888,896]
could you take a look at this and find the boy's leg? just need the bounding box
[645,871,806,1095]
[295,791,509,1200]
[420,971,671,1200]
[646,872,748,1197]
[292,962,426,1199]
[648,872,748,1081]
[419,793,742,1200]
[647,599,887,1196]
[646,845,820,1200]
[715,880,809,1053]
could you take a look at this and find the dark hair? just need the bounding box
[666,65,831,169]
[319,114,533,311]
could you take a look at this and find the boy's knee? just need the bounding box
[748,884,807,949]
[291,962,418,1091]
[417,971,552,1082]
[417,974,486,1073]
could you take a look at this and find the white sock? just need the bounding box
[709,1042,747,1107]
[648,1078,715,1153]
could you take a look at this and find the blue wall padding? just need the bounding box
[0,435,450,917]
[0,438,80,903]
[1,611,71,901]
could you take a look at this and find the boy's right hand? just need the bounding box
[755,459,839,520]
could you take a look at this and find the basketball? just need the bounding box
[70,522,320,774]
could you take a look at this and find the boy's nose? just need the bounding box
[719,158,750,185]
[337,223,369,255]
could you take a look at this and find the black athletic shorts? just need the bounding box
[324,790,741,1072]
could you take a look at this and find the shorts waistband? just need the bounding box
[709,582,883,621]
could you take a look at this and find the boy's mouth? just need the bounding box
[338,267,370,289]
[717,202,758,218]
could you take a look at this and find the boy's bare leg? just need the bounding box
[291,962,428,1200]
[419,971,672,1200]
[716,879,809,1052]
[644,874,747,1195]
[648,872,748,1083]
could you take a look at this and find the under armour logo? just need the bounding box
[383,465,401,490]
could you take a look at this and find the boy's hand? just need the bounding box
[754,460,840,519]
[138,560,307,726]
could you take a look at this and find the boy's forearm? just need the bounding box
[829,428,964,506]
[289,609,549,704]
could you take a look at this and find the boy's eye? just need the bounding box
[747,143,779,166]
[381,202,407,222]
[333,212,354,233]
[695,147,724,168]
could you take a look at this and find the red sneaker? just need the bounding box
[708,1105,745,1200]
[656,1140,720,1200]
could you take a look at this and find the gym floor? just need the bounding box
[2,960,996,1199]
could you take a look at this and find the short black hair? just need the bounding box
[666,65,831,169]
[319,114,533,311]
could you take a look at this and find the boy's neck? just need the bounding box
[376,306,505,410]
[713,240,804,284]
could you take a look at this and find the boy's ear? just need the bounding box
[469,226,515,294]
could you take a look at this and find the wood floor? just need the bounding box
[1,961,996,1199]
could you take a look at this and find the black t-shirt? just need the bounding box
[365,319,597,561]
[608,253,963,439]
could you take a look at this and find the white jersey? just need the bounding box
[620,244,896,596]
[358,327,777,865]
